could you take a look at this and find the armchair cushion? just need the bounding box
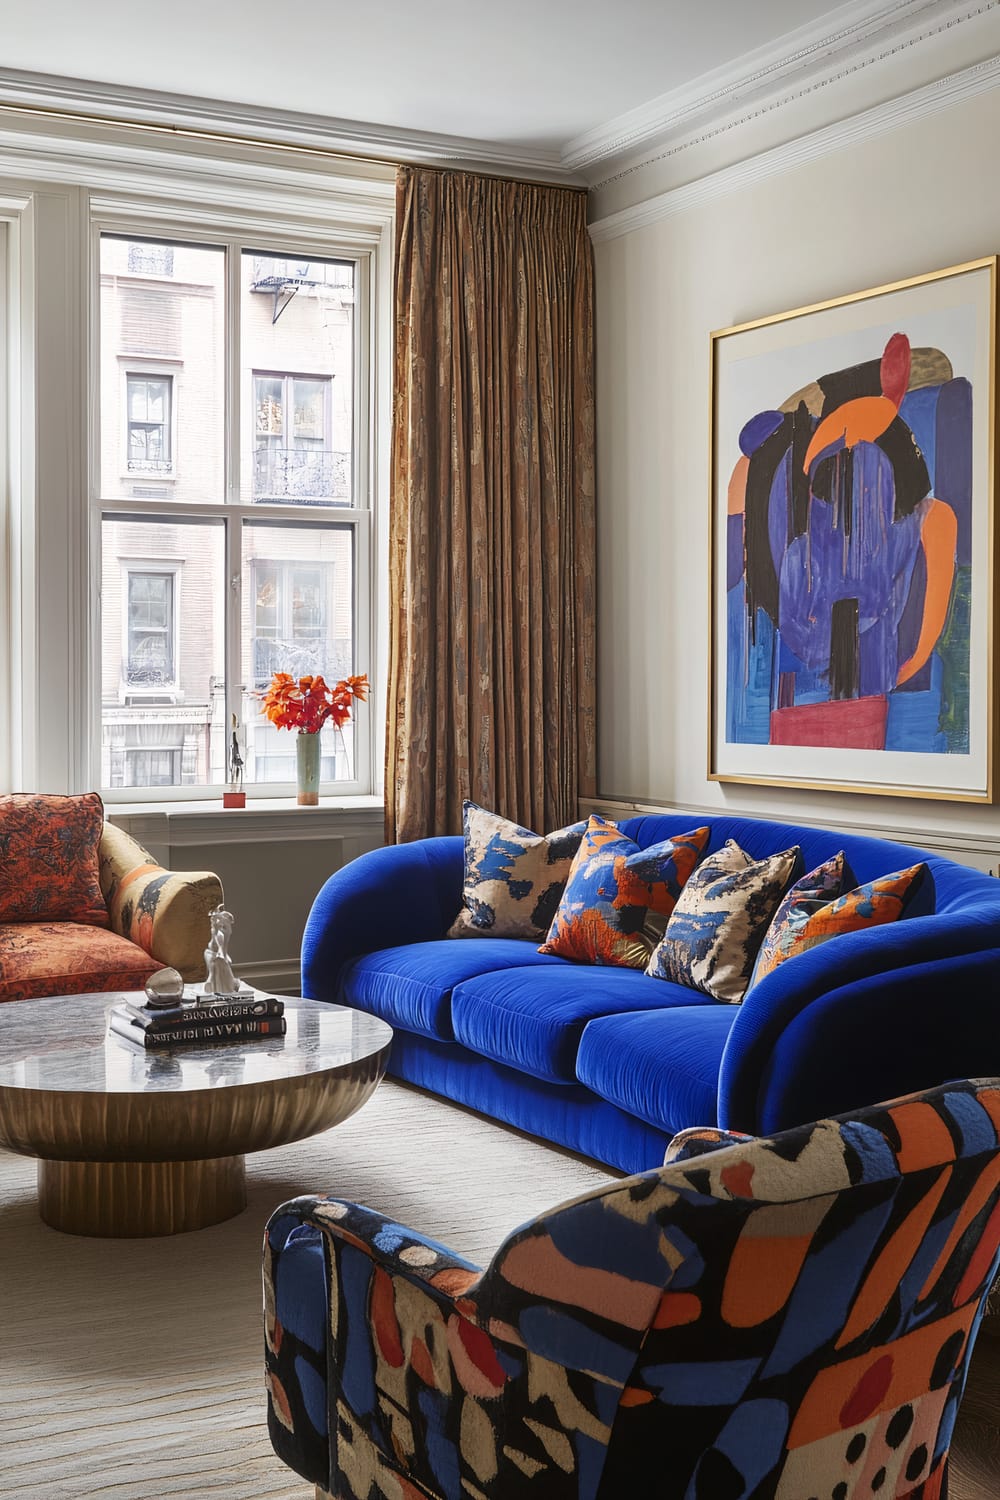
[0,792,108,927]
[98,823,223,982]
[0,921,158,1003]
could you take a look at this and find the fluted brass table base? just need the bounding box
[38,1155,247,1237]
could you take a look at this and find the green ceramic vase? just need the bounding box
[296,730,321,805]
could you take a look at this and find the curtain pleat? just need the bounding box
[386,167,596,842]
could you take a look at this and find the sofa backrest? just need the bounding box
[617,811,1000,921]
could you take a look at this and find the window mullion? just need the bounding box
[224,240,243,767]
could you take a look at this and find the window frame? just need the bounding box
[92,213,376,804]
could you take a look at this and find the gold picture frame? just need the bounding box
[708,256,998,803]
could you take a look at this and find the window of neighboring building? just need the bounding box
[126,374,172,474]
[127,242,174,277]
[125,570,176,686]
[253,373,335,502]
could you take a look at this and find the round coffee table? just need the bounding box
[0,993,393,1237]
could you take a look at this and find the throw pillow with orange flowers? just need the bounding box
[259,673,369,734]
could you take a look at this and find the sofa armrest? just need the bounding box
[301,837,464,1003]
[98,823,224,983]
[719,934,1000,1135]
[663,1127,755,1165]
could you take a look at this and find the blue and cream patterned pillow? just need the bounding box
[646,839,801,1003]
[448,802,587,941]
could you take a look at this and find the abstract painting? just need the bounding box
[710,258,996,801]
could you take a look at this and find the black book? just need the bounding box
[121,994,285,1032]
[109,1007,287,1050]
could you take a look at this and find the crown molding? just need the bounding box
[0,66,580,185]
[568,0,995,178]
[589,49,1000,245]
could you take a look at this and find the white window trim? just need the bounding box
[0,121,393,810]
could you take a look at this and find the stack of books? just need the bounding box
[108,990,287,1050]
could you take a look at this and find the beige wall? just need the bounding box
[593,85,1000,853]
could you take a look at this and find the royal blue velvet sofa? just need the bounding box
[301,812,1000,1173]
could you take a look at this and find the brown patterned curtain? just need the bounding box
[386,166,596,842]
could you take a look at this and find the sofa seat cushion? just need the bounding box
[338,940,564,1042]
[577,1006,739,1136]
[0,922,159,1003]
[451,964,717,1085]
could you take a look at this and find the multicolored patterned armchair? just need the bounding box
[0,793,223,1002]
[264,1078,1000,1500]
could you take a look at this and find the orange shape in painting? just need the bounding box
[803,395,897,472]
[897,498,957,686]
[728,454,749,515]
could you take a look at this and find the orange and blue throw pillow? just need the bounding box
[749,850,854,987]
[539,815,710,968]
[750,859,929,987]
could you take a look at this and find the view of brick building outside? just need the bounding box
[99,239,356,789]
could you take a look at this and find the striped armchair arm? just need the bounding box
[663,1125,755,1165]
[98,823,223,982]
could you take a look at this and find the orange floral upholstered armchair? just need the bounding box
[0,792,223,1003]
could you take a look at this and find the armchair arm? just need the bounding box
[301,837,464,1003]
[98,823,223,983]
[720,938,1000,1135]
[663,1126,755,1165]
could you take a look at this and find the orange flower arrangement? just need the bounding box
[259,672,369,735]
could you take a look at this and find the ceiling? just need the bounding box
[3,0,857,157]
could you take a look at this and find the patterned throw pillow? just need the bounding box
[539,815,710,969]
[750,862,929,987]
[646,839,801,1003]
[448,802,587,941]
[0,792,109,927]
[749,851,854,988]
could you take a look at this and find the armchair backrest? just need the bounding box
[475,1078,1000,1498]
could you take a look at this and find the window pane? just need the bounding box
[100,236,224,500]
[242,252,354,505]
[102,517,226,789]
[240,521,355,784]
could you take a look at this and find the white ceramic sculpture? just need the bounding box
[202,904,240,997]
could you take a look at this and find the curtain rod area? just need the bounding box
[0,95,584,191]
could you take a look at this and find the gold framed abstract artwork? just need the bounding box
[709,257,997,802]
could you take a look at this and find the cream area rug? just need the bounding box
[0,1080,615,1499]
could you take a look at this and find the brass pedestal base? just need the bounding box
[38,1155,247,1237]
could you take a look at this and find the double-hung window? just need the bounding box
[97,233,370,799]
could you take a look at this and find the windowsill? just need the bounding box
[106,793,384,846]
[108,793,383,816]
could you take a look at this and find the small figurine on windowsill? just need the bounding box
[223,713,246,809]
